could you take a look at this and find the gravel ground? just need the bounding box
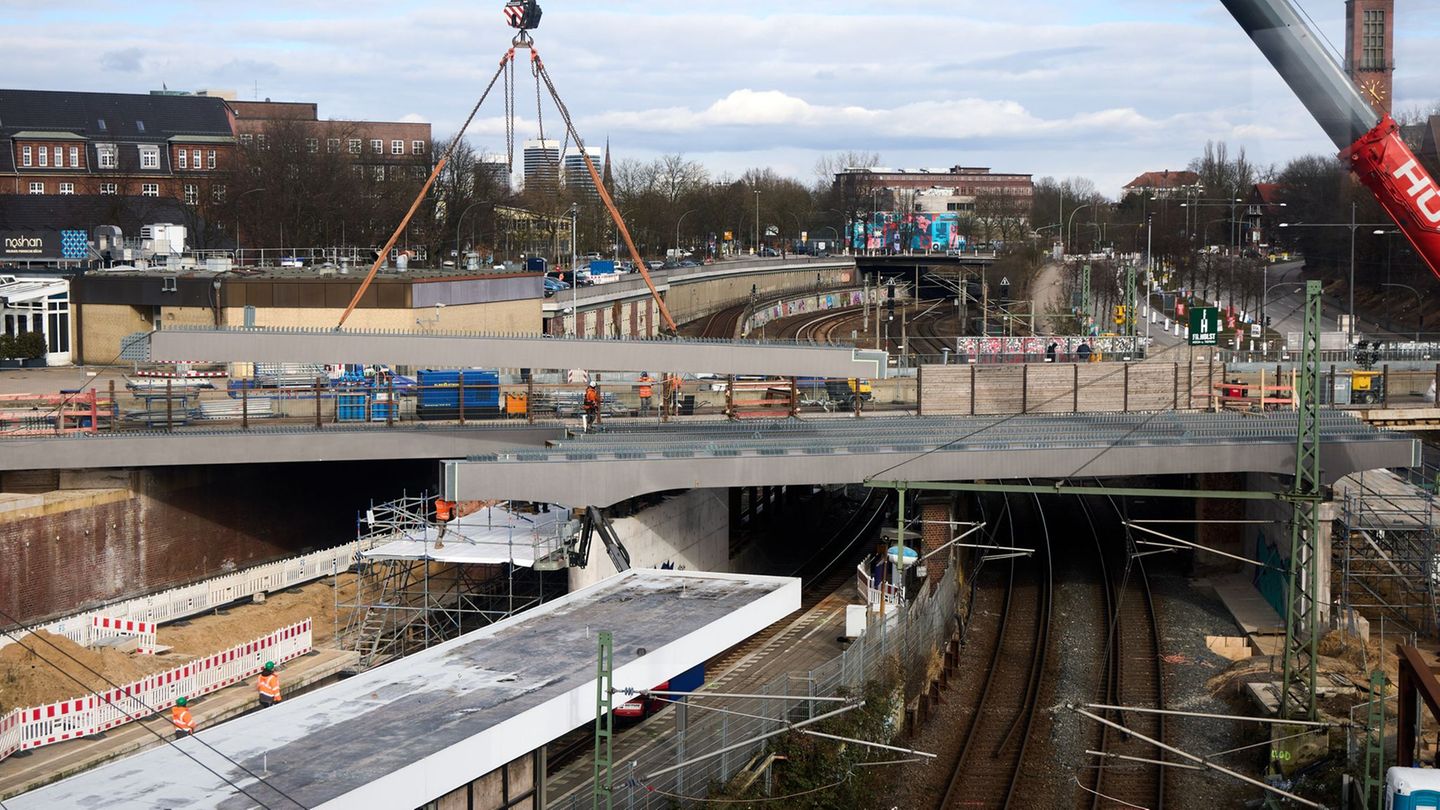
[1154,568,1271,808]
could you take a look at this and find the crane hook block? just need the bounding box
[503,0,542,31]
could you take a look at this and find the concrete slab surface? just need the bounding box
[8,569,799,810]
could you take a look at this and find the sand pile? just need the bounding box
[0,630,171,714]
[161,574,356,654]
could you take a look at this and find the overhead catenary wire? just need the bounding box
[0,604,306,809]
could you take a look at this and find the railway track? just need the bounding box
[1085,495,1166,810]
[544,487,888,781]
[938,492,1054,810]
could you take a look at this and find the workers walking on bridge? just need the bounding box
[637,372,653,417]
[172,697,195,738]
[257,661,282,708]
[583,381,602,432]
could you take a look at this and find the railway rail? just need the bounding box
[1084,495,1166,809]
[938,491,1054,809]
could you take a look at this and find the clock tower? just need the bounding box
[1345,0,1395,116]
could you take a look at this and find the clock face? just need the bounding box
[1360,78,1387,103]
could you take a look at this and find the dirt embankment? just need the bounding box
[0,575,356,714]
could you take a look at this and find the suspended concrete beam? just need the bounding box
[148,327,883,377]
[0,424,565,472]
[441,412,1420,507]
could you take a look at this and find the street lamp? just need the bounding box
[569,203,579,334]
[748,190,764,255]
[454,200,491,266]
[1064,204,1091,256]
[1278,203,1393,343]
[675,208,698,259]
[1380,283,1423,342]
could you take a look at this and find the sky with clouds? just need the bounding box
[7,1,1438,196]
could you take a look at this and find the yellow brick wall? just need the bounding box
[224,299,541,333]
[77,303,151,364]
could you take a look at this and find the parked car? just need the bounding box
[646,260,664,271]
[758,247,778,257]
[543,276,569,297]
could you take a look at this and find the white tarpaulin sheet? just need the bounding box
[359,504,575,567]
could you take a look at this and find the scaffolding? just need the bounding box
[337,494,577,670]
[1334,469,1439,639]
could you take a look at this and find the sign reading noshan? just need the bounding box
[1189,307,1219,346]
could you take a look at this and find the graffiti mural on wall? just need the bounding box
[951,336,1143,361]
[745,290,872,332]
[849,212,971,252]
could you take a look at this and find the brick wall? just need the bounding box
[0,460,431,627]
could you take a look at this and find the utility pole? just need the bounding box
[593,630,614,810]
[1123,263,1138,338]
[1275,280,1323,768]
[1080,264,1092,335]
[1145,214,1153,343]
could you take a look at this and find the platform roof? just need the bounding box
[10,569,800,810]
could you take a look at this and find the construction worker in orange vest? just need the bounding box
[637,372,653,417]
[582,381,602,432]
[434,498,455,545]
[172,697,195,738]
[256,661,282,708]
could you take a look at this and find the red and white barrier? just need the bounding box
[0,618,311,761]
[0,538,370,654]
[90,615,158,654]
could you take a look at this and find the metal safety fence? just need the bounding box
[0,618,311,761]
[0,539,375,653]
[552,550,960,808]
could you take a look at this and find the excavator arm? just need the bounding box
[1222,0,1440,281]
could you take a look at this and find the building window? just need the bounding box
[178,149,188,169]
[69,146,79,167]
[239,133,253,145]
[59,183,74,195]
[192,149,202,169]
[307,138,318,153]
[256,134,268,151]
[184,184,198,205]
[212,184,226,202]
[20,145,31,167]
[327,138,340,153]
[29,182,43,195]
[141,183,159,197]
[37,147,47,167]
[139,145,160,169]
[1363,10,1386,70]
[100,183,118,195]
[348,138,362,154]
[373,165,386,181]
[207,150,216,169]
[370,139,383,155]
[412,140,425,155]
[391,139,404,155]
[53,146,62,166]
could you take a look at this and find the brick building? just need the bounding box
[230,99,432,183]
[1344,0,1394,116]
[0,89,235,202]
[1121,170,1203,199]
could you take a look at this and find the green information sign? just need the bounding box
[1189,307,1219,346]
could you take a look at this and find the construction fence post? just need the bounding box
[458,371,466,426]
[528,374,536,425]
[1123,362,1130,412]
[1382,363,1390,408]
[242,383,249,430]
[165,379,173,433]
[108,379,117,432]
[1073,363,1080,413]
[387,376,395,427]
[315,376,323,429]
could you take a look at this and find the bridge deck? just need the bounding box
[8,569,799,810]
[442,411,1418,506]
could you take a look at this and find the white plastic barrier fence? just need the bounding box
[0,618,311,761]
[90,615,158,654]
[0,538,374,652]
